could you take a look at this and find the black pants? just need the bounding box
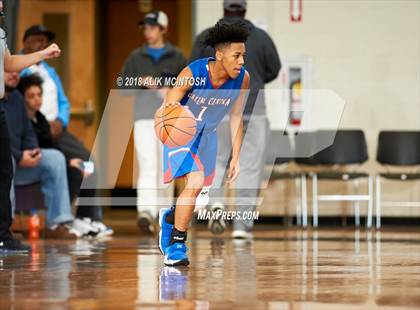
[0,106,13,240]
[55,130,102,221]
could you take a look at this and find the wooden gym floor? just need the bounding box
[1,210,419,310]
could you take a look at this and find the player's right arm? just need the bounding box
[4,44,61,72]
[161,67,193,108]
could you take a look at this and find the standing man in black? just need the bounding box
[190,0,281,238]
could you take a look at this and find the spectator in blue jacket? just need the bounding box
[21,25,69,138]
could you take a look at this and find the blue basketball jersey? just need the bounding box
[180,57,245,133]
[163,57,246,186]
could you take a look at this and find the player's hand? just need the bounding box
[226,160,240,183]
[41,43,61,60]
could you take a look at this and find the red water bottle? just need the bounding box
[28,209,40,240]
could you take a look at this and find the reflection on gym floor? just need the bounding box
[0,229,419,310]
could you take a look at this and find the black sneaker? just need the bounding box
[0,238,31,254]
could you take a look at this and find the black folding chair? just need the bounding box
[311,130,373,228]
[264,130,301,226]
[294,131,320,227]
[375,131,420,228]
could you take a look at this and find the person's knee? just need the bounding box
[40,149,66,171]
[186,172,205,193]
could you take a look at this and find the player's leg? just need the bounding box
[158,138,203,258]
[174,170,204,230]
[159,145,184,254]
[164,170,204,266]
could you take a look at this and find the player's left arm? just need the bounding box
[227,70,250,183]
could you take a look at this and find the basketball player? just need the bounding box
[158,21,250,266]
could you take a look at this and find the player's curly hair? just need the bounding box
[204,20,250,49]
[17,73,44,95]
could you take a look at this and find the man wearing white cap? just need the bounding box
[120,11,186,234]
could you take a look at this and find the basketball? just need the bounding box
[154,104,197,148]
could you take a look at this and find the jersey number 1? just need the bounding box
[196,107,208,121]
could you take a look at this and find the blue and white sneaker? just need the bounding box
[158,207,174,255]
[164,242,189,266]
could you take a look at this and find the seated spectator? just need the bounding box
[1,71,82,238]
[17,74,113,237]
[20,25,111,237]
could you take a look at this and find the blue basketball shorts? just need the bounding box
[163,130,217,187]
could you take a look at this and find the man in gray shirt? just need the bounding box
[0,0,61,253]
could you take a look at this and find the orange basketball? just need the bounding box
[154,105,197,148]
